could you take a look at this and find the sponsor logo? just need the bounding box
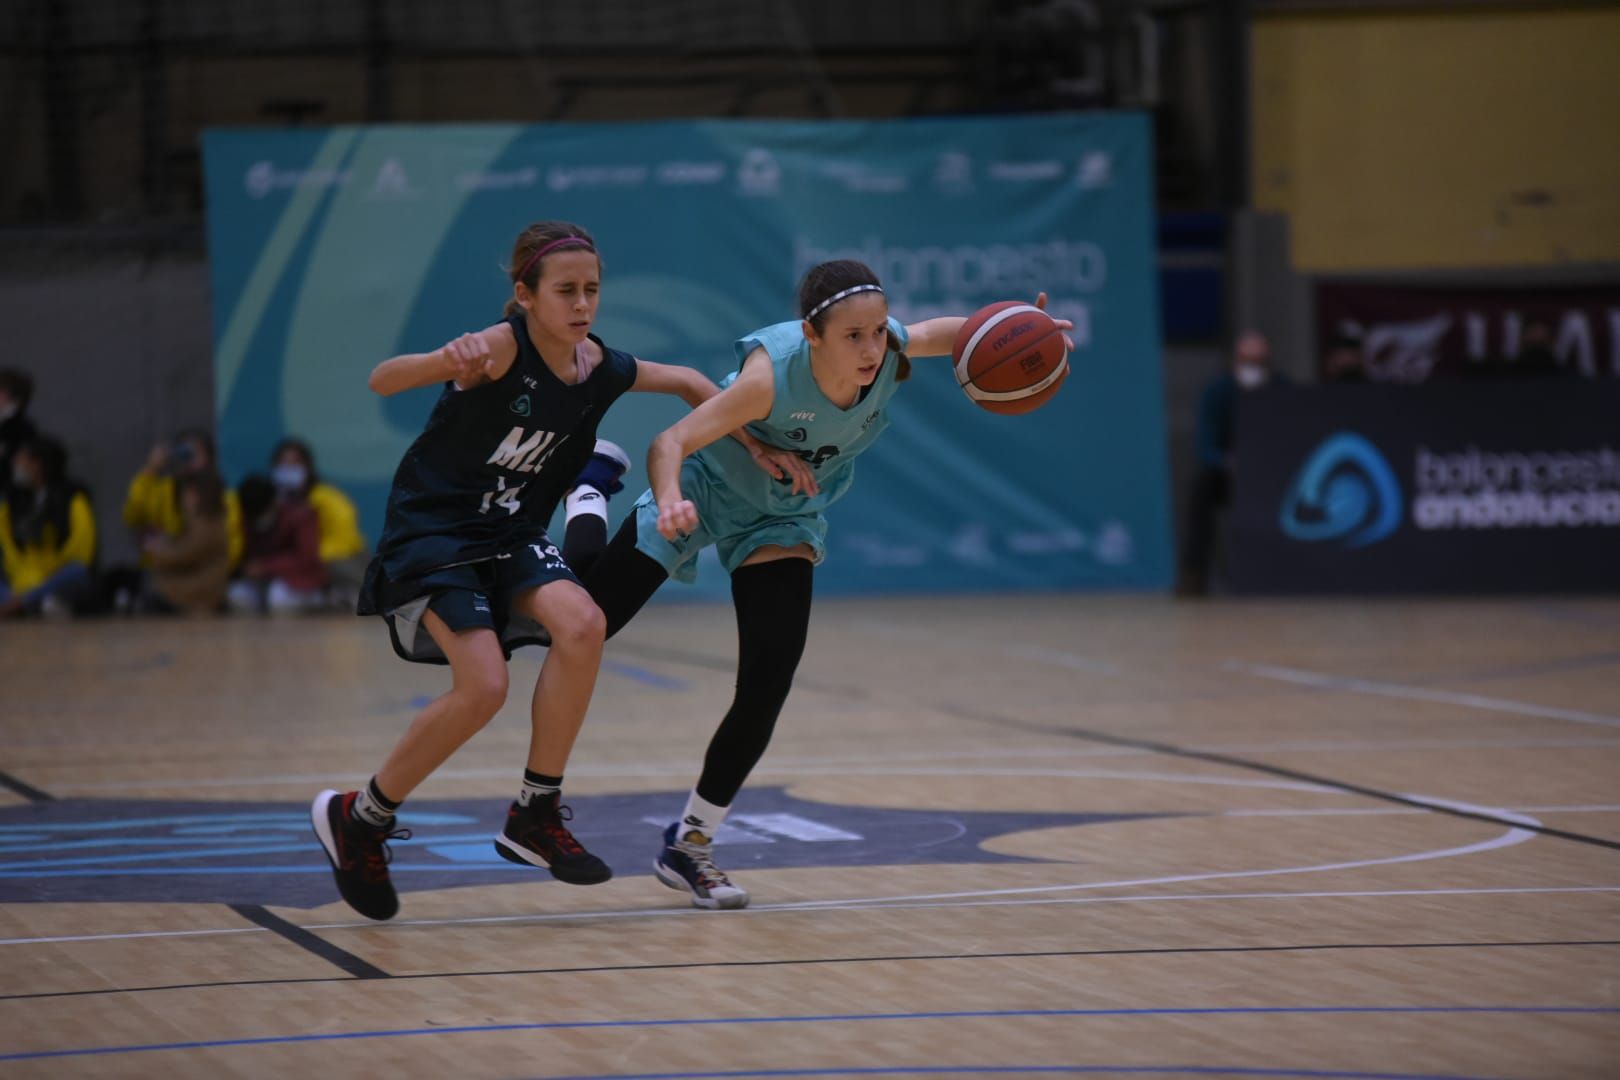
[790,410,816,421]
[455,167,539,192]
[243,161,349,199]
[509,394,531,417]
[816,160,908,194]
[933,151,974,194]
[738,148,781,196]
[1280,433,1402,548]
[472,594,491,613]
[989,160,1064,182]
[546,164,649,192]
[367,157,418,199]
[783,427,808,443]
[1076,151,1113,190]
[1411,444,1620,530]
[657,161,727,185]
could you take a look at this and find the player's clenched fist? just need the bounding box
[444,332,493,385]
[656,498,699,541]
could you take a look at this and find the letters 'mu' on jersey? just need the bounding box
[685,317,909,518]
[374,315,636,579]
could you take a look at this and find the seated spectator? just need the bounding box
[228,473,328,614]
[124,429,243,568]
[1321,332,1368,384]
[268,437,369,604]
[0,368,39,502]
[1178,330,1288,597]
[0,436,96,617]
[140,472,232,616]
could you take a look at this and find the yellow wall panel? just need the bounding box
[1252,7,1620,271]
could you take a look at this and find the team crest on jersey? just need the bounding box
[509,394,532,417]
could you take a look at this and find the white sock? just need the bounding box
[565,484,608,525]
[677,791,730,844]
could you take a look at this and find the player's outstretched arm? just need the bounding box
[629,359,719,408]
[647,350,775,539]
[905,293,1075,358]
[367,323,518,396]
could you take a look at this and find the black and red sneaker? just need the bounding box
[493,791,613,885]
[310,789,412,920]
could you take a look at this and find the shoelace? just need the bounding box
[674,840,733,891]
[528,803,587,857]
[350,823,412,883]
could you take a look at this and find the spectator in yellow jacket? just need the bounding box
[1,436,95,617]
[125,429,243,567]
[270,437,369,599]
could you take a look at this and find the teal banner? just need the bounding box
[202,115,1169,597]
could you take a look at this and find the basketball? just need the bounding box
[951,301,1070,415]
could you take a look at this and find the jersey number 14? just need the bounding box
[479,476,525,516]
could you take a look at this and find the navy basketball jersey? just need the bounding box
[374,315,637,579]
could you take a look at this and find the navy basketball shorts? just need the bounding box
[363,539,580,665]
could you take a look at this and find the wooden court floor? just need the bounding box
[1,594,1617,1078]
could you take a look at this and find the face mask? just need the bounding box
[1235,364,1268,389]
[271,463,308,491]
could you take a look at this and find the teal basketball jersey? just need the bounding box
[685,316,910,517]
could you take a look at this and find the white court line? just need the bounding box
[0,799,1548,947]
[1225,805,1620,818]
[1227,662,1620,730]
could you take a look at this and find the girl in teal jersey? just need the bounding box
[573,259,1072,909]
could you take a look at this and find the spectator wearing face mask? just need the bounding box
[228,473,328,614]
[0,435,96,618]
[123,429,243,568]
[1178,330,1288,597]
[268,437,369,605]
[0,369,40,503]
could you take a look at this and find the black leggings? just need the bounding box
[580,515,814,807]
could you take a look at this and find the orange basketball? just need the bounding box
[951,301,1069,415]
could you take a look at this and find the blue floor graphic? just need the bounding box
[0,788,1171,907]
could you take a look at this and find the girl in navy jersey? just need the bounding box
[310,221,793,921]
[565,259,1071,910]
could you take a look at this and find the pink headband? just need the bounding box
[516,235,594,282]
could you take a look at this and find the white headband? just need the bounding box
[805,283,884,323]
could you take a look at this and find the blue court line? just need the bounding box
[1,1006,1612,1063]
[0,829,499,860]
[538,1069,1500,1080]
[603,660,690,690]
[0,862,537,879]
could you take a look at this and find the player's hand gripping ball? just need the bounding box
[952,300,1070,415]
